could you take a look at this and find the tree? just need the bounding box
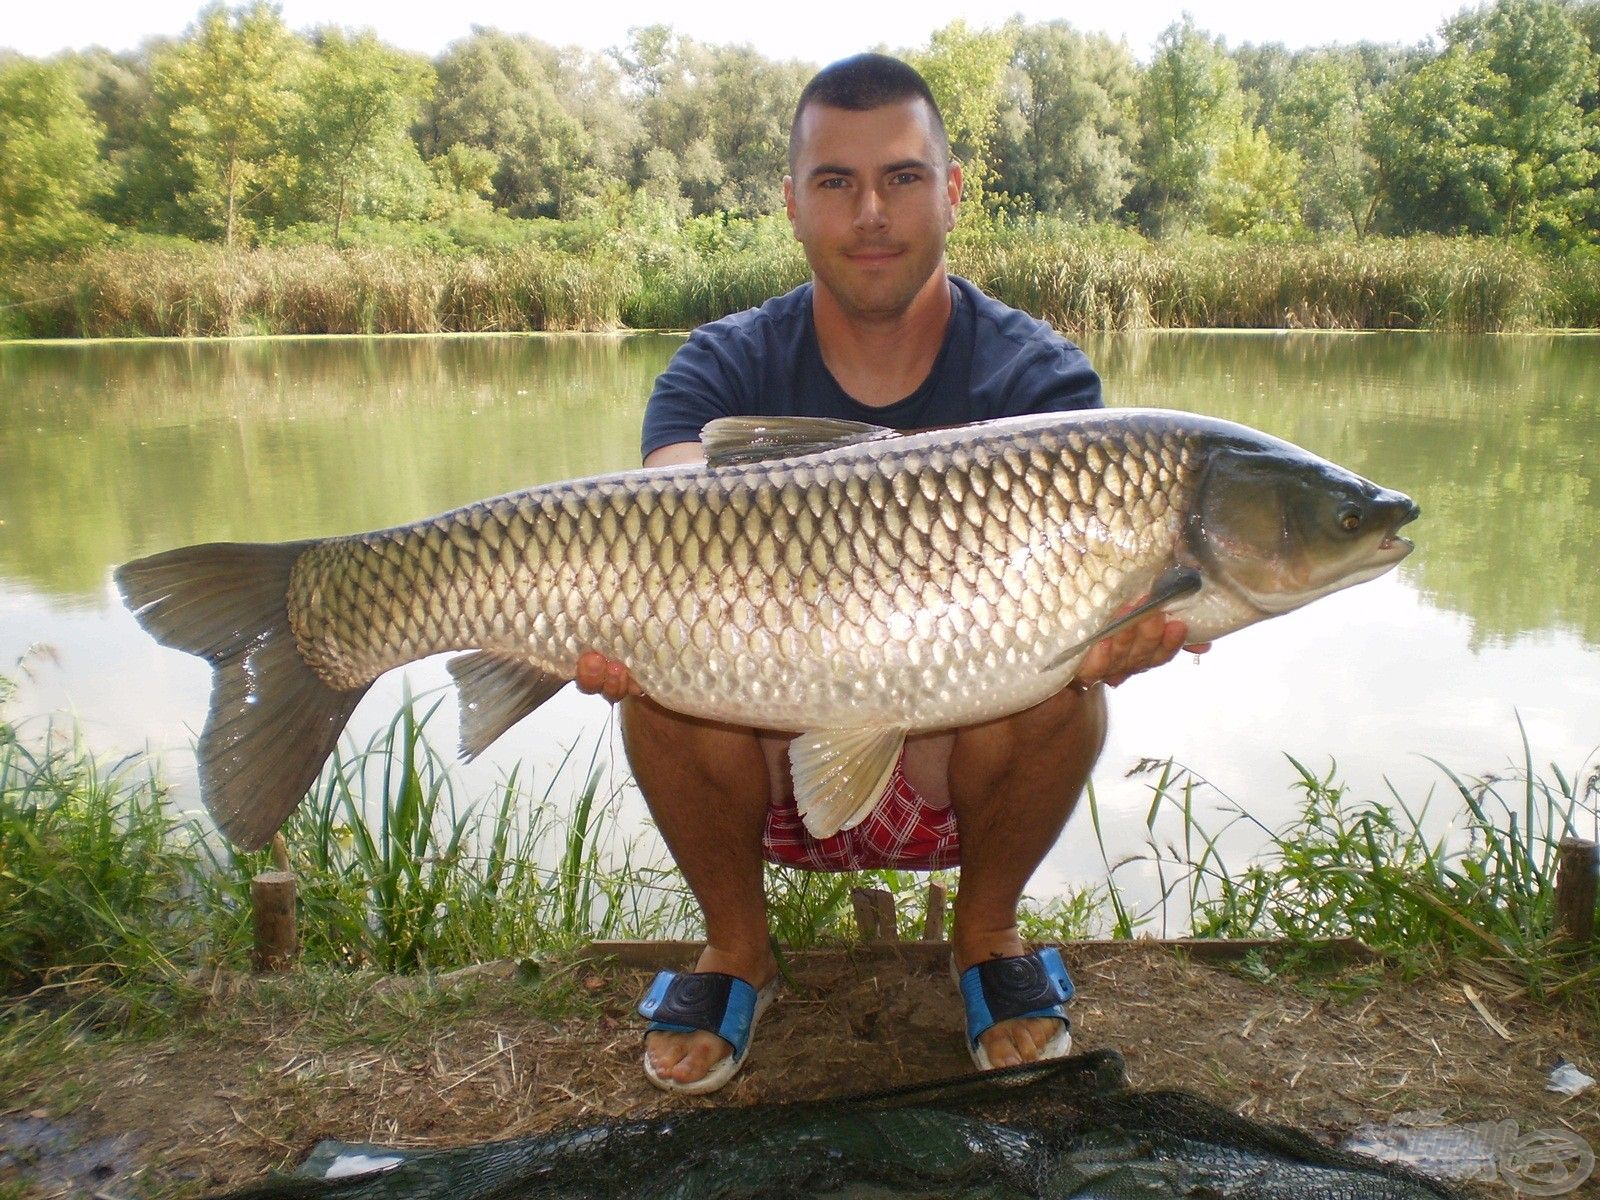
[1275,52,1380,235]
[0,60,111,258]
[1132,19,1249,235]
[1233,41,1297,130]
[912,20,1015,215]
[695,45,808,215]
[148,2,307,245]
[422,29,590,217]
[293,30,434,239]
[1204,124,1303,235]
[614,28,805,217]
[1445,0,1599,239]
[1366,46,1502,235]
[992,21,1139,220]
[1368,0,1599,239]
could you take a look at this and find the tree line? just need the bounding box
[1,0,1598,261]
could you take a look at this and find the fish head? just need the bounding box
[1186,444,1419,616]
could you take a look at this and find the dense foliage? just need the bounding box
[1,0,1597,263]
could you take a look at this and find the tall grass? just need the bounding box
[1093,726,1599,995]
[2,226,1592,339]
[2,692,1594,1003]
[0,725,196,994]
[213,694,693,972]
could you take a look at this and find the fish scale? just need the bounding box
[285,416,1194,734]
[116,408,1418,848]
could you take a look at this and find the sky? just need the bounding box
[5,1,1476,64]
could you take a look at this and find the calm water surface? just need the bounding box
[2,331,1597,919]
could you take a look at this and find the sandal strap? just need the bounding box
[958,948,1074,1044]
[638,971,761,1057]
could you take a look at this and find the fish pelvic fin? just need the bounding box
[789,726,908,840]
[448,651,568,759]
[115,542,369,851]
[1041,566,1203,674]
[700,416,897,467]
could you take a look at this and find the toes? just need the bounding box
[674,1037,728,1083]
[647,1030,729,1084]
[980,1018,1061,1067]
[644,1030,687,1074]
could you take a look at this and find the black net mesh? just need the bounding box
[220,1051,1465,1199]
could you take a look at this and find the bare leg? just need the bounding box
[908,684,1107,1067]
[621,695,778,1087]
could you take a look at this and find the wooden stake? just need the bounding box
[851,886,897,942]
[251,869,298,972]
[873,889,899,942]
[1554,838,1597,949]
[923,881,948,942]
[850,887,880,941]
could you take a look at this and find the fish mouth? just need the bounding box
[1376,496,1420,555]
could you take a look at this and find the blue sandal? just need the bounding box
[956,948,1075,1071]
[639,971,778,1095]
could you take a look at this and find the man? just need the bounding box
[577,54,1201,1093]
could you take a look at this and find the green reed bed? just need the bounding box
[0,244,640,339]
[4,227,1592,339]
[953,231,1558,333]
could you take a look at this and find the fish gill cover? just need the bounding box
[212,1051,1464,1200]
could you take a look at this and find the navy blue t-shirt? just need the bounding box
[641,276,1101,460]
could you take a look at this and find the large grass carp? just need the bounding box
[117,409,1418,850]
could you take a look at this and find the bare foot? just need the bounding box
[954,931,1071,1068]
[644,943,778,1088]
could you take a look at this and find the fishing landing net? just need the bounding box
[217,1050,1465,1200]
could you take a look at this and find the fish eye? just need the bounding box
[1338,506,1362,533]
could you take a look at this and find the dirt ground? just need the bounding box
[2,943,1596,1199]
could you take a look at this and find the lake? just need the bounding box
[2,330,1597,925]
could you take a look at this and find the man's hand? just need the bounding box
[575,650,642,703]
[1074,606,1210,689]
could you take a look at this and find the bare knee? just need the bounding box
[620,697,773,803]
[937,686,1105,832]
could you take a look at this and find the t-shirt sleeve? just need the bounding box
[998,339,1103,417]
[640,328,745,461]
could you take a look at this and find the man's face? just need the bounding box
[784,99,962,321]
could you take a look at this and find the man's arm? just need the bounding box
[644,441,705,469]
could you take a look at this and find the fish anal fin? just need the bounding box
[701,416,898,468]
[1043,565,1204,673]
[448,651,568,759]
[789,726,908,839]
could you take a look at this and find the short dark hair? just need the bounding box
[788,53,950,171]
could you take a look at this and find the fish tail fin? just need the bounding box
[115,541,370,850]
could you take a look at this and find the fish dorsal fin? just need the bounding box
[448,651,568,759]
[1042,566,1204,674]
[701,416,898,467]
[788,726,908,839]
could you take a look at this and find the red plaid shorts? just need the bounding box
[761,755,961,871]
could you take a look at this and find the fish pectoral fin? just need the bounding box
[448,651,569,759]
[788,726,908,840]
[1042,565,1204,673]
[701,416,898,467]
